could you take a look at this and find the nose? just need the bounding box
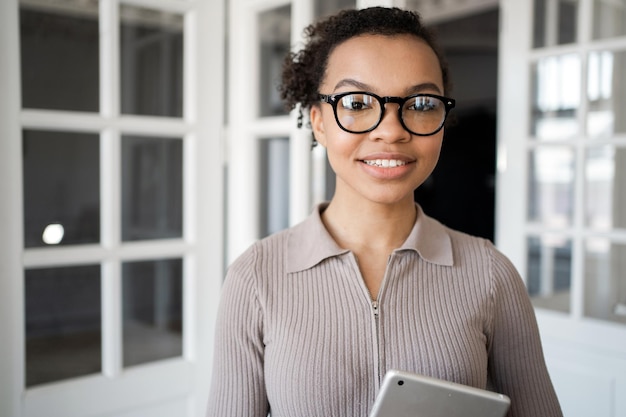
[371,103,411,143]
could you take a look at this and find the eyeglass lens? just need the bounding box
[335,93,447,135]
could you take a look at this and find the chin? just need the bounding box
[364,191,416,207]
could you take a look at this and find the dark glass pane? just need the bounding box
[23,130,100,248]
[120,5,184,117]
[122,259,183,367]
[258,5,291,117]
[533,0,579,48]
[25,265,101,387]
[121,136,183,241]
[533,0,547,48]
[260,137,290,237]
[558,0,578,44]
[527,235,572,313]
[20,1,99,111]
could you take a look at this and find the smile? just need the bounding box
[363,159,408,168]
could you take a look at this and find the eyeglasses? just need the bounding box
[318,91,455,136]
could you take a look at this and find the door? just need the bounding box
[226,0,368,263]
[0,0,224,416]
[497,1,626,416]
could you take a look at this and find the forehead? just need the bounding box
[322,34,444,94]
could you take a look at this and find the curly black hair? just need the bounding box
[279,7,451,120]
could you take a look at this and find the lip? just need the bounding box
[358,152,415,165]
[358,152,416,180]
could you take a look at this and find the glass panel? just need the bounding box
[25,265,101,387]
[527,235,572,312]
[558,0,578,44]
[314,0,356,19]
[258,5,291,118]
[120,5,184,117]
[123,259,183,367]
[528,147,575,227]
[20,0,99,112]
[260,137,290,237]
[587,50,626,138]
[121,136,183,241]
[585,239,626,324]
[534,0,547,47]
[531,54,581,140]
[533,0,579,48]
[23,130,100,248]
[586,146,626,230]
[593,0,626,39]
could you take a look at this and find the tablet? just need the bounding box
[369,369,510,417]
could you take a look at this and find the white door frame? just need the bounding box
[227,0,314,263]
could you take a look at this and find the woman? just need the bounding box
[207,7,562,417]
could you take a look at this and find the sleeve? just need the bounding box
[206,245,269,417]
[487,247,563,417]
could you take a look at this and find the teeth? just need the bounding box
[364,159,407,168]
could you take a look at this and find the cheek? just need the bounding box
[424,134,444,157]
[322,110,340,132]
[414,135,444,174]
[324,135,363,176]
[326,137,357,163]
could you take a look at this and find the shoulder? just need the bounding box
[436,223,525,292]
[442,226,515,271]
[227,228,292,278]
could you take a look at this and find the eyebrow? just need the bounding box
[333,78,443,95]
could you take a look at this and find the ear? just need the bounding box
[310,105,327,148]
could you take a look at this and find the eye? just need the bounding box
[406,96,440,112]
[339,94,375,111]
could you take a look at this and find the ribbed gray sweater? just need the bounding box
[207,204,563,417]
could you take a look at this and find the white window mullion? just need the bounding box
[579,0,593,45]
[545,0,559,47]
[101,260,122,377]
[187,0,225,412]
[182,5,197,363]
[289,0,313,225]
[101,129,121,248]
[100,0,120,119]
[570,0,593,321]
[0,0,25,414]
[100,127,122,376]
[570,142,586,320]
[496,0,533,272]
[227,0,259,262]
[100,0,123,378]
[184,10,197,125]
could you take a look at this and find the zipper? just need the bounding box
[373,254,393,386]
[372,299,382,386]
[349,252,387,388]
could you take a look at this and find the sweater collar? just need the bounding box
[286,202,453,273]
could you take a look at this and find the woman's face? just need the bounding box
[311,34,446,208]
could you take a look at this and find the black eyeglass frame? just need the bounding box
[318,91,456,136]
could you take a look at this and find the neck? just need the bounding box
[321,196,417,252]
